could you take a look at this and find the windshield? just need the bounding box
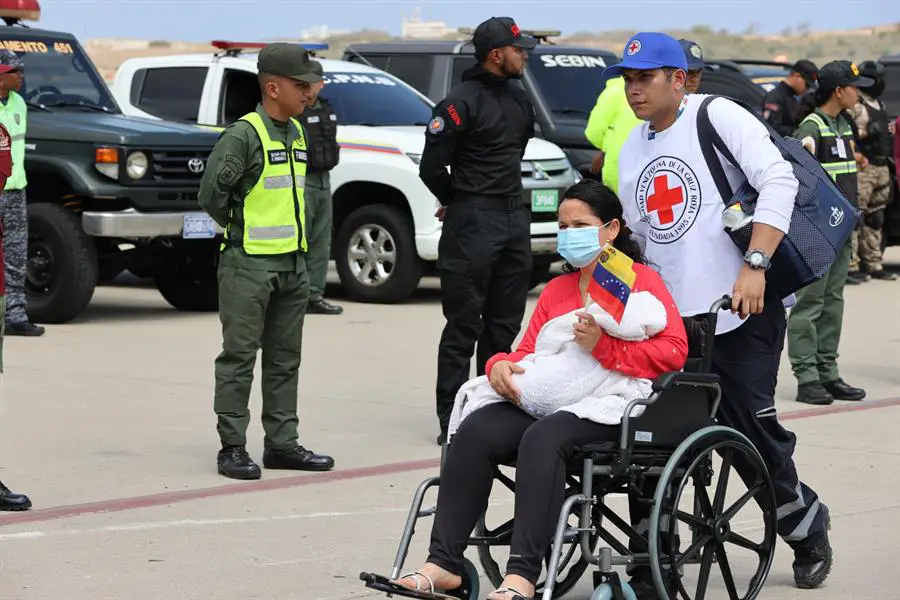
[0,36,117,111]
[319,72,432,126]
[527,53,612,117]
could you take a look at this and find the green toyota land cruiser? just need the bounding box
[1,17,222,323]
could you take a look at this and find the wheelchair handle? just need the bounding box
[709,295,733,314]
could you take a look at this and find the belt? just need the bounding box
[865,157,889,167]
[451,193,523,210]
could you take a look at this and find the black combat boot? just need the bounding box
[4,322,45,336]
[307,298,343,315]
[217,445,261,480]
[795,382,833,405]
[263,445,334,471]
[0,480,32,511]
[822,379,866,401]
[791,505,833,589]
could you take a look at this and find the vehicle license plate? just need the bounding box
[531,189,558,213]
[183,213,216,239]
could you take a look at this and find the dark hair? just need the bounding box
[796,85,838,122]
[559,179,645,272]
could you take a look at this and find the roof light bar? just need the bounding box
[0,0,41,21]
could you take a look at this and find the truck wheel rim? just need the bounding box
[347,224,397,287]
[26,236,55,296]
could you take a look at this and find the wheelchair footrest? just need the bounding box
[359,571,466,600]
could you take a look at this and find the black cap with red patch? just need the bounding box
[473,17,537,60]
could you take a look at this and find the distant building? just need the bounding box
[401,8,447,39]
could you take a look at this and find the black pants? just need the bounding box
[427,403,652,585]
[435,198,532,432]
[711,294,828,545]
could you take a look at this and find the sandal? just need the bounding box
[391,571,460,600]
[486,586,532,600]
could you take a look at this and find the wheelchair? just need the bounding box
[361,295,778,600]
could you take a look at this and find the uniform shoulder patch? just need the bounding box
[428,116,445,134]
[218,155,244,187]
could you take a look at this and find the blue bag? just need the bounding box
[696,95,860,298]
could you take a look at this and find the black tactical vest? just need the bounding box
[858,100,892,162]
[304,98,340,173]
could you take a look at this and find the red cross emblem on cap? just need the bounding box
[511,24,520,36]
[627,40,641,55]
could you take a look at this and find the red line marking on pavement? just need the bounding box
[2,397,898,528]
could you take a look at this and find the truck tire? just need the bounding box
[154,240,219,312]
[26,203,98,323]
[334,204,423,303]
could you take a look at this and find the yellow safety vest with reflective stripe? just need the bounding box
[229,111,308,255]
[799,111,858,204]
[0,91,26,190]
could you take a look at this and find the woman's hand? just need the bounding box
[488,360,524,404]
[574,311,604,353]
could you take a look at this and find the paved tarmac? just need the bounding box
[1,251,898,600]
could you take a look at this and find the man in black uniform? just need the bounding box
[419,16,537,445]
[302,59,344,314]
[762,59,819,136]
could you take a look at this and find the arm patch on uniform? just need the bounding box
[428,116,445,134]
[219,156,244,187]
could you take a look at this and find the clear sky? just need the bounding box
[34,0,897,42]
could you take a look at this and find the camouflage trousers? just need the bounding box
[0,189,28,325]
[849,164,891,273]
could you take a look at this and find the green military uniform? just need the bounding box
[787,63,869,405]
[198,43,334,478]
[301,66,343,314]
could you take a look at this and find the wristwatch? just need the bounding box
[744,249,771,270]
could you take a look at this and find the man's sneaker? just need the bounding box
[822,378,866,401]
[307,298,343,315]
[796,382,834,405]
[217,446,261,480]
[0,480,32,511]
[263,445,334,471]
[792,506,833,589]
[846,271,870,284]
[4,322,45,336]
[869,269,897,281]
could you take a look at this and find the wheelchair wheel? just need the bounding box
[649,426,777,600]
[457,558,480,600]
[474,499,598,599]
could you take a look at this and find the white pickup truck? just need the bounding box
[110,42,578,303]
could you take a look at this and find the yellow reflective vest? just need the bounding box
[0,91,27,190]
[584,76,641,195]
[230,111,308,255]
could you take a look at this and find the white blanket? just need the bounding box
[447,291,668,438]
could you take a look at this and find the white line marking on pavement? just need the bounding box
[0,499,515,541]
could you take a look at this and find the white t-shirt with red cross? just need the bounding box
[617,94,797,334]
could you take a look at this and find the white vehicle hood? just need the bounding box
[344,125,567,161]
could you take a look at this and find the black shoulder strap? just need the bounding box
[696,95,737,206]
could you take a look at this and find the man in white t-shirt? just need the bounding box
[609,32,833,592]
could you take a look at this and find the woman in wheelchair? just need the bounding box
[393,180,689,599]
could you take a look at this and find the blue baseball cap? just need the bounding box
[603,32,688,78]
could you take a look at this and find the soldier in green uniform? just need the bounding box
[788,60,870,406]
[198,43,335,480]
[301,60,343,315]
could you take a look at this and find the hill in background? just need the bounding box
[85,22,900,80]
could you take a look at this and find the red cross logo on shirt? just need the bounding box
[647,175,684,225]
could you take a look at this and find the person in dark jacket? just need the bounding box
[418,16,537,444]
[762,59,819,136]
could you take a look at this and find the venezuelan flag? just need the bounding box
[588,246,637,323]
